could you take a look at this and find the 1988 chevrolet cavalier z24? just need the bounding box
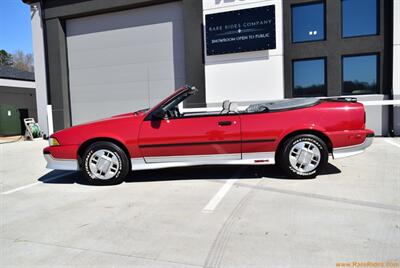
[44,86,374,185]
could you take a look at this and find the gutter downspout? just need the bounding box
[387,0,395,137]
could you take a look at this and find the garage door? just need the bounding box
[66,2,185,125]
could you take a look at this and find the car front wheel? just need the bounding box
[81,141,130,185]
[278,134,328,179]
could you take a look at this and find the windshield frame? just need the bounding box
[144,86,197,120]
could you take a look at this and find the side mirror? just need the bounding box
[152,108,166,120]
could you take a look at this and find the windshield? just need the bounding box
[162,91,194,112]
[146,86,197,113]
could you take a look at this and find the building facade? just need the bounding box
[24,0,400,136]
[0,66,37,131]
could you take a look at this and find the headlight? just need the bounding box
[49,137,60,146]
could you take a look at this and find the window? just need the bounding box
[293,58,326,97]
[342,54,379,95]
[292,2,325,43]
[342,0,378,38]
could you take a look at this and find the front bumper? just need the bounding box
[43,150,79,171]
[332,133,374,159]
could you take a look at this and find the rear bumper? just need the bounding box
[43,148,79,171]
[332,133,374,159]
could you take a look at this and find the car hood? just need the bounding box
[71,110,146,127]
[111,109,148,118]
[111,112,135,118]
[50,112,145,145]
[70,114,133,127]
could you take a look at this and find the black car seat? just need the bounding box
[228,102,239,113]
[220,100,230,114]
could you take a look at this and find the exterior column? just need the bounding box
[30,2,50,136]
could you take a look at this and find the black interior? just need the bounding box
[152,89,323,120]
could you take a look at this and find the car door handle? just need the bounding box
[218,121,232,126]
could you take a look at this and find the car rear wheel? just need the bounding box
[278,134,328,179]
[81,141,129,185]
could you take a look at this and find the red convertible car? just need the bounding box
[44,86,374,185]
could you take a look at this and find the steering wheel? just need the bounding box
[175,107,181,118]
[166,107,181,118]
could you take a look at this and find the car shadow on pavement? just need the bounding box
[38,163,341,186]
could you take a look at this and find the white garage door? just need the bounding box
[66,2,185,125]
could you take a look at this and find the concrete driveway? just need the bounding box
[0,138,399,267]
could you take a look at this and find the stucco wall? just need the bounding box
[203,0,284,105]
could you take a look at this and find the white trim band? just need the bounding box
[132,152,275,170]
[144,153,240,163]
[44,154,79,170]
[332,137,374,159]
[44,152,276,172]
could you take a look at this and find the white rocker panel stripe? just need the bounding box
[144,153,240,163]
[132,152,275,171]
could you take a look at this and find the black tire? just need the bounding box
[81,141,130,185]
[278,134,328,179]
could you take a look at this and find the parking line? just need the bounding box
[202,179,238,213]
[385,139,400,149]
[1,172,75,195]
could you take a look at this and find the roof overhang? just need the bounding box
[0,78,36,89]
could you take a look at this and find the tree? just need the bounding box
[0,49,13,66]
[12,50,34,72]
